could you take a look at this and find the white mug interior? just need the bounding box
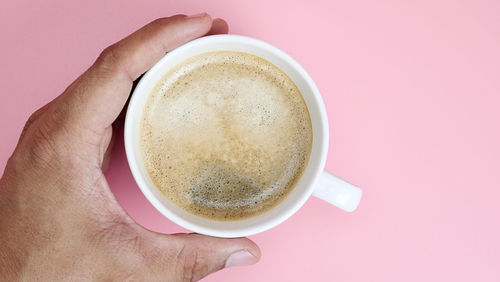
[124,35,329,238]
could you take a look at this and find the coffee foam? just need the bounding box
[140,51,312,220]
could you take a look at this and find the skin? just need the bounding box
[0,14,261,281]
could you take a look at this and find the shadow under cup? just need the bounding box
[124,35,328,238]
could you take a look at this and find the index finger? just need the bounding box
[57,14,218,134]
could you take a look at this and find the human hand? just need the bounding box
[0,13,260,281]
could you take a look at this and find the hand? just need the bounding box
[0,14,260,281]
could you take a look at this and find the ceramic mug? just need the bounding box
[124,35,362,238]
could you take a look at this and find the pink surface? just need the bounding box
[1,0,499,281]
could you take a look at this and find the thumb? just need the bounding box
[154,233,261,281]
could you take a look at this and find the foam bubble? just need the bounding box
[140,51,312,220]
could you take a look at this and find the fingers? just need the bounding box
[92,14,212,82]
[150,233,260,281]
[56,14,215,137]
[207,18,229,35]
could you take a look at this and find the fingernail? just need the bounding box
[225,250,258,268]
[187,12,207,19]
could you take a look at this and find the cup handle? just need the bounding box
[312,171,362,212]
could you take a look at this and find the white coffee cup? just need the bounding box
[124,35,362,238]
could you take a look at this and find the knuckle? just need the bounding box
[20,105,49,140]
[89,215,142,250]
[150,17,168,26]
[96,45,121,71]
[149,15,181,27]
[10,110,69,173]
[177,247,208,282]
[8,126,61,178]
[27,124,59,164]
[26,109,41,126]
[94,44,133,81]
[21,113,73,171]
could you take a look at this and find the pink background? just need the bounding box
[1,0,499,281]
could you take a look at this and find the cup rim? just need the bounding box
[124,34,329,237]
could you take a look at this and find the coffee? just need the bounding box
[140,51,312,220]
